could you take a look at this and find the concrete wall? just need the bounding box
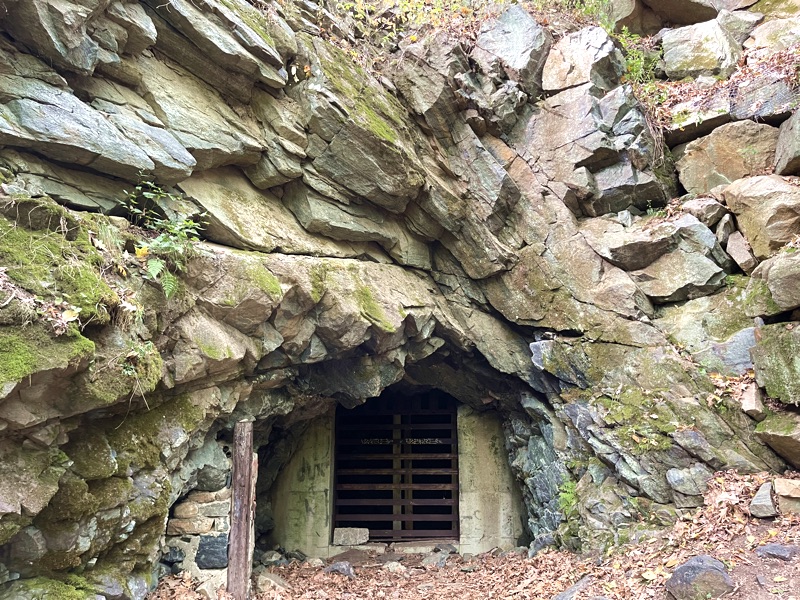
[268,411,334,558]
[458,405,526,554]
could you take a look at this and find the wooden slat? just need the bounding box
[335,513,458,522]
[336,438,456,446]
[335,498,456,506]
[338,422,455,431]
[336,483,458,491]
[337,453,457,460]
[337,468,458,475]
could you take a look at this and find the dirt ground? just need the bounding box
[149,472,800,600]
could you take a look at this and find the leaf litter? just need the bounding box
[149,471,800,600]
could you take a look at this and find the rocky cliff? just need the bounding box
[0,0,799,597]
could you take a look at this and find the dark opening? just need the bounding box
[333,391,459,542]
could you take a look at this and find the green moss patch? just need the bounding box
[0,205,116,324]
[596,389,676,454]
[107,394,205,474]
[355,284,396,332]
[244,261,282,298]
[0,326,94,385]
[0,577,95,600]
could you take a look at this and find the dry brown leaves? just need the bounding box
[652,42,800,130]
[149,472,800,600]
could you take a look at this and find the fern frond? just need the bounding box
[161,271,179,299]
[146,258,165,280]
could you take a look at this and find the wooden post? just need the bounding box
[228,420,257,600]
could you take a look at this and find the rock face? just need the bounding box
[0,0,798,598]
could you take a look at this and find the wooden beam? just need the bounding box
[228,420,256,600]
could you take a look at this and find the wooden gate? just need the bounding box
[333,393,459,541]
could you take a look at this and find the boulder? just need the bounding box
[755,412,800,468]
[665,555,734,600]
[740,383,767,421]
[664,89,731,147]
[775,109,800,175]
[717,9,763,44]
[748,251,800,313]
[674,121,780,195]
[744,17,800,60]
[654,281,757,375]
[774,478,800,514]
[680,197,728,227]
[608,0,662,35]
[749,481,777,518]
[662,20,742,80]
[716,214,736,246]
[630,250,725,303]
[542,27,625,93]
[751,323,800,405]
[580,217,677,271]
[755,542,800,560]
[471,5,552,96]
[640,0,719,24]
[748,0,800,19]
[726,232,758,275]
[720,175,800,259]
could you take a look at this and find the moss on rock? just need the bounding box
[0,577,95,600]
[0,205,116,325]
[0,325,94,385]
[106,394,206,474]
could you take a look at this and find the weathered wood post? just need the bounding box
[228,419,257,600]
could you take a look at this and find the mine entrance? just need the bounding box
[333,392,459,541]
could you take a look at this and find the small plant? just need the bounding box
[558,478,579,514]
[124,179,206,299]
[616,27,660,85]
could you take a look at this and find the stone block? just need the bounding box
[726,232,757,275]
[254,570,291,594]
[196,534,228,570]
[172,501,199,519]
[740,383,767,421]
[198,499,230,518]
[333,527,370,546]
[166,516,214,536]
[774,478,800,498]
[749,482,777,518]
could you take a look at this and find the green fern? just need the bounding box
[160,271,179,299]
[146,258,166,280]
